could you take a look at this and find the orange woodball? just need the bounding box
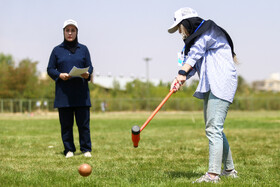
[78,164,92,177]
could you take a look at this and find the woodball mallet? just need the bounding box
[131,89,174,148]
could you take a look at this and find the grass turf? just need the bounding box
[0,111,279,186]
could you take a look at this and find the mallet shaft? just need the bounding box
[140,90,174,132]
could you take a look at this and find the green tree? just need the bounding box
[35,74,55,99]
[236,75,251,95]
[0,53,15,98]
[126,79,149,99]
[112,79,120,97]
[0,54,40,98]
[15,59,39,98]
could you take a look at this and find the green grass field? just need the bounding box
[0,111,279,186]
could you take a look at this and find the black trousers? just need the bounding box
[58,107,92,155]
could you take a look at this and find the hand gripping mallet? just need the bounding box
[131,89,175,148]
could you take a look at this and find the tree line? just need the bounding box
[1,53,279,111]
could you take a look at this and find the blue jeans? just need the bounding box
[204,91,234,174]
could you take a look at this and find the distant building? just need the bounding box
[92,73,163,90]
[253,73,280,92]
[39,71,164,90]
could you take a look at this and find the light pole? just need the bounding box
[143,57,152,110]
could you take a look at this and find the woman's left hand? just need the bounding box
[81,72,90,79]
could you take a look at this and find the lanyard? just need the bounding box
[181,20,205,54]
[194,20,205,33]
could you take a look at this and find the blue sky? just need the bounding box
[1,0,279,83]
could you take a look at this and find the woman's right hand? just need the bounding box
[59,73,71,81]
[170,75,186,93]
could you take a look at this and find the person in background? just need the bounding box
[101,101,107,112]
[47,19,93,158]
[168,7,238,183]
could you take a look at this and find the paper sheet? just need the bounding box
[69,66,89,77]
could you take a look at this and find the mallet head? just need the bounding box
[131,125,140,148]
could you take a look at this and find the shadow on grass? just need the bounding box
[165,171,202,179]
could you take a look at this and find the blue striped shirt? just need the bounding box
[184,25,237,103]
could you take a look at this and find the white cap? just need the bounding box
[63,19,78,29]
[168,7,198,33]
